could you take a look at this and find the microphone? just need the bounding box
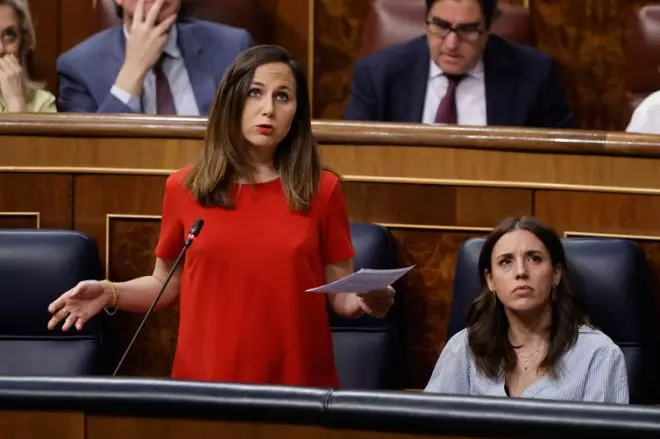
[112,218,205,376]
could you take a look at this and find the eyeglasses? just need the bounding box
[426,18,485,42]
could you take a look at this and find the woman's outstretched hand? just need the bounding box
[47,280,112,331]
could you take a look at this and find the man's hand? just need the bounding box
[114,0,177,96]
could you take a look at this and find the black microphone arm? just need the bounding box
[112,218,205,376]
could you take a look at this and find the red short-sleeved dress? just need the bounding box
[154,168,355,388]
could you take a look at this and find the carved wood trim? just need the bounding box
[1,115,660,157]
[0,211,41,228]
[105,214,162,279]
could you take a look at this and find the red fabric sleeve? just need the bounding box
[320,174,355,265]
[154,173,185,261]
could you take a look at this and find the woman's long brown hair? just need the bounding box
[184,45,320,212]
[467,216,590,378]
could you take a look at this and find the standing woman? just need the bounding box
[47,45,395,388]
[0,0,55,112]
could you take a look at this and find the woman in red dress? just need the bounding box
[47,44,395,388]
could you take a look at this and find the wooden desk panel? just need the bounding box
[0,174,72,229]
[2,116,660,393]
[0,411,84,439]
[87,416,324,439]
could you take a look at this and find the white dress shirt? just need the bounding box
[111,25,200,116]
[626,90,660,135]
[422,59,487,126]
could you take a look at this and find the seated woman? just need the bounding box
[424,216,628,404]
[0,0,55,112]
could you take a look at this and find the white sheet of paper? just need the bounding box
[305,266,415,293]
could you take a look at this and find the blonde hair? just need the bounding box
[0,0,43,101]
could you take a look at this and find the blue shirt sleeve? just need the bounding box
[424,329,471,395]
[582,343,629,404]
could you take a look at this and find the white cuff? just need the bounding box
[110,85,140,112]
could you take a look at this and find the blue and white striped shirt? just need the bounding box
[424,325,629,404]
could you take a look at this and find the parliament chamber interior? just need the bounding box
[4,0,660,437]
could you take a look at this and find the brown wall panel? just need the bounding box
[0,174,71,229]
[73,174,166,263]
[454,186,531,226]
[344,183,532,227]
[74,174,171,376]
[29,0,60,93]
[534,190,660,236]
[108,217,161,281]
[59,0,95,54]
[107,216,177,377]
[390,229,488,389]
[531,0,660,130]
[0,213,39,228]
[261,0,311,73]
[0,411,84,439]
[87,416,324,439]
[313,0,371,119]
[0,135,200,171]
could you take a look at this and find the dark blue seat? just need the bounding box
[0,229,103,375]
[329,222,402,389]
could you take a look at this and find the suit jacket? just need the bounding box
[56,19,254,114]
[344,35,572,128]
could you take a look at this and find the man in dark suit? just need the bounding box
[57,0,254,114]
[344,0,572,128]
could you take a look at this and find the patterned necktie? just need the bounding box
[154,55,176,115]
[434,74,466,124]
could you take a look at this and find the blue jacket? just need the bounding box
[57,19,254,114]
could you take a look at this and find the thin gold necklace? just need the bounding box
[518,344,546,371]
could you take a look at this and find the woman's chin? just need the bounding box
[504,298,547,313]
[245,132,283,149]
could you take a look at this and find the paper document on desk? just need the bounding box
[306,266,415,293]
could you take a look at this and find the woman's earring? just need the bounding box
[551,284,557,301]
